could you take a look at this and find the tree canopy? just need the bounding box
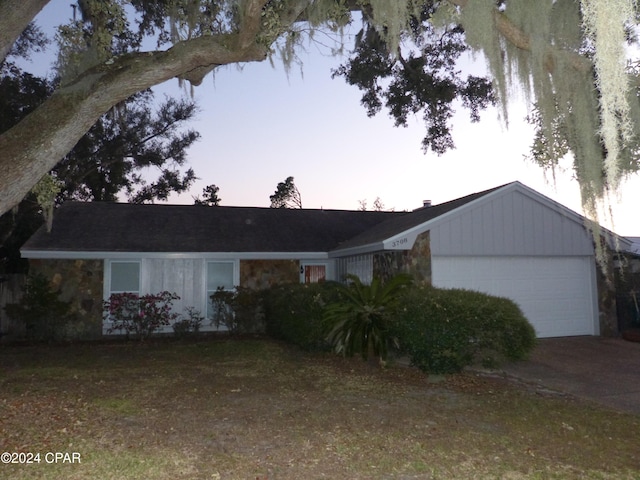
[270,176,302,208]
[1,0,639,233]
[194,184,222,206]
[0,53,200,272]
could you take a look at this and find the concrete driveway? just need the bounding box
[498,336,640,415]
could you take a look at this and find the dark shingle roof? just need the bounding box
[21,184,507,255]
[333,184,506,251]
[21,202,401,253]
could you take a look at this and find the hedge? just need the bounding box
[391,285,536,374]
[263,282,342,351]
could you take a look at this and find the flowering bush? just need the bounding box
[104,291,180,340]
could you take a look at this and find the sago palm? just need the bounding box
[324,273,413,362]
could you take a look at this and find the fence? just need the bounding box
[0,274,26,339]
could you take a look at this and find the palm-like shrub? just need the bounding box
[324,273,413,362]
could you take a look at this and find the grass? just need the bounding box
[0,337,639,479]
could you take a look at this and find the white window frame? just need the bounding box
[103,260,142,334]
[205,260,238,327]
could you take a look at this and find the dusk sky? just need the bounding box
[30,1,640,235]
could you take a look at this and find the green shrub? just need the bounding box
[472,294,537,368]
[324,273,413,362]
[172,307,204,338]
[392,286,536,374]
[210,286,264,334]
[4,273,72,341]
[263,282,341,351]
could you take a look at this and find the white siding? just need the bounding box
[430,190,594,257]
[432,256,598,338]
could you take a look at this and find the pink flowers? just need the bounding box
[103,291,180,340]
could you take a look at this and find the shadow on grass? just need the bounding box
[1,336,639,479]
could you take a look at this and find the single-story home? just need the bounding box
[20,181,633,339]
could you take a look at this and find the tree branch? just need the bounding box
[0,0,49,62]
[0,32,270,215]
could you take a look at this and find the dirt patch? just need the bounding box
[1,338,639,479]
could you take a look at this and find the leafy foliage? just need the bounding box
[194,184,222,206]
[333,7,495,155]
[0,64,200,272]
[104,291,180,340]
[4,273,72,341]
[56,93,200,203]
[269,176,302,209]
[392,285,536,374]
[210,286,264,334]
[172,306,205,338]
[323,274,413,362]
[263,282,342,351]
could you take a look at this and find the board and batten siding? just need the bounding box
[430,190,594,257]
[428,188,600,337]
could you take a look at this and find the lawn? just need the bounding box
[0,337,639,479]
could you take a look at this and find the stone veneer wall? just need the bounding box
[29,259,104,339]
[373,230,431,285]
[240,259,299,290]
[596,250,621,337]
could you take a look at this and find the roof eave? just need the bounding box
[329,242,385,258]
[20,250,330,260]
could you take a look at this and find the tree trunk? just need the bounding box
[0,7,276,216]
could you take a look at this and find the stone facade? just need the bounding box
[239,259,299,290]
[29,259,104,339]
[373,231,431,285]
[614,255,640,334]
[596,248,634,337]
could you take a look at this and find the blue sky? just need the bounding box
[28,1,640,235]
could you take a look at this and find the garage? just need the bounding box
[327,181,628,338]
[409,182,627,338]
[432,255,598,338]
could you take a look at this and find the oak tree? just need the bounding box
[1,0,638,232]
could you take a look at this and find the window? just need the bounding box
[338,255,373,284]
[301,264,326,284]
[104,261,141,334]
[206,261,235,323]
[109,261,140,294]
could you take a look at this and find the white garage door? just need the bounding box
[431,256,597,338]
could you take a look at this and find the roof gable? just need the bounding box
[328,184,507,255]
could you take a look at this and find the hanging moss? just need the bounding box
[31,174,63,233]
[581,0,635,190]
[452,0,640,268]
[459,0,509,121]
